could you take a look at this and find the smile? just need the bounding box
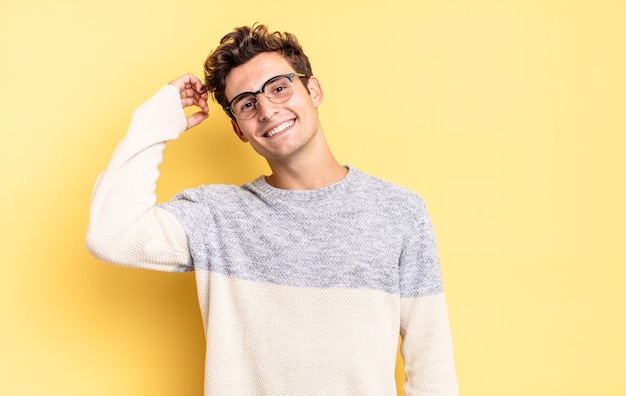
[264,120,294,137]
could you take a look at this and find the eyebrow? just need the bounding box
[233,74,286,98]
[229,72,305,101]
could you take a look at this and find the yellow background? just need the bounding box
[1,0,624,395]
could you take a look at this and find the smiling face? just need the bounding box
[225,52,324,164]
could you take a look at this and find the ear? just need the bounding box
[306,76,324,108]
[231,119,248,142]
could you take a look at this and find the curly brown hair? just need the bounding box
[203,24,313,116]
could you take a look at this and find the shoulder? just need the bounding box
[158,181,264,227]
[348,167,427,211]
[167,180,259,204]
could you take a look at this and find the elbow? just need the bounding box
[85,221,129,265]
[85,225,113,264]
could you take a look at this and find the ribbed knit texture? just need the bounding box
[86,85,459,395]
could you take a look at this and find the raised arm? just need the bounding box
[85,74,208,272]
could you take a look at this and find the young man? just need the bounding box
[86,24,458,395]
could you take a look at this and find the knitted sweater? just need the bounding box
[86,85,458,395]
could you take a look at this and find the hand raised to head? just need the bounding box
[169,74,209,130]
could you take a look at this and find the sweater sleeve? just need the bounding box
[399,199,458,395]
[85,85,193,272]
[400,295,458,395]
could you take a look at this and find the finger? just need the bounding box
[186,110,209,129]
[169,73,203,93]
[180,93,208,112]
[196,95,209,113]
[181,86,207,105]
[182,75,205,94]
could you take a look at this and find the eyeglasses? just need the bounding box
[224,73,307,120]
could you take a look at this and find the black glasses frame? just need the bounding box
[223,72,308,120]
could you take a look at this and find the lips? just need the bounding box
[263,120,295,137]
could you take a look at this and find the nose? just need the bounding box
[255,93,279,120]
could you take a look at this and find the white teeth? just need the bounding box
[265,120,294,137]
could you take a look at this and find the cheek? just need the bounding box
[287,95,310,114]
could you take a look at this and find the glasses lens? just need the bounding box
[264,76,293,104]
[231,93,258,120]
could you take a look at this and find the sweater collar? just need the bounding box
[247,165,357,202]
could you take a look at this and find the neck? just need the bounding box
[266,161,347,190]
[265,145,347,190]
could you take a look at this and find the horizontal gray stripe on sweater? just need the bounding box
[159,167,443,298]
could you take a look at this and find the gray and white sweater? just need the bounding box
[86,84,458,395]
